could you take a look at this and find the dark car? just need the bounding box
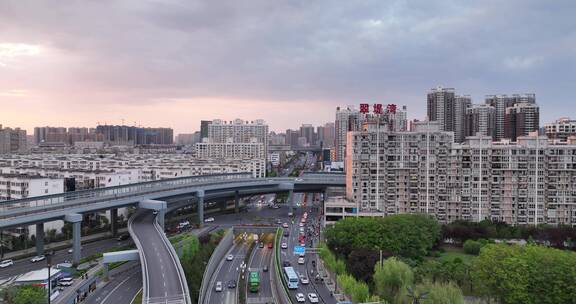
[283,231,289,237]
[258,242,264,248]
[282,261,291,267]
[263,265,269,272]
[117,234,129,241]
[227,280,236,289]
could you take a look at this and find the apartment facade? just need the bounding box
[0,125,27,154]
[466,104,496,138]
[427,87,471,143]
[504,102,540,141]
[207,119,268,154]
[544,118,576,142]
[485,94,536,141]
[347,129,576,226]
[0,174,63,201]
[195,141,265,159]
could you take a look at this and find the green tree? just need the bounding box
[462,240,482,255]
[373,257,414,303]
[12,286,46,304]
[421,281,464,304]
[471,244,576,304]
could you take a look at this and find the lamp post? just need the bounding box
[46,253,53,304]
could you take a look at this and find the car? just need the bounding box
[267,243,273,249]
[0,260,14,268]
[296,293,306,302]
[308,293,319,303]
[272,205,281,209]
[215,281,223,292]
[227,280,236,289]
[282,223,289,228]
[152,210,158,215]
[282,261,291,267]
[298,257,305,264]
[263,265,268,272]
[295,178,303,182]
[283,231,289,237]
[226,254,234,261]
[258,242,264,248]
[300,276,309,285]
[276,219,283,224]
[117,234,130,241]
[58,277,73,287]
[30,255,46,263]
[281,242,288,249]
[204,217,215,223]
[68,246,82,254]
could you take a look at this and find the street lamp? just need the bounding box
[46,253,53,304]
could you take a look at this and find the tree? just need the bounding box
[421,282,464,304]
[346,248,384,283]
[471,244,576,304]
[373,257,414,303]
[7,286,46,304]
[462,240,482,255]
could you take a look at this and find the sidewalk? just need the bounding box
[2,228,128,261]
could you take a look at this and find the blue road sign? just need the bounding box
[293,246,305,255]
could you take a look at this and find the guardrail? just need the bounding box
[127,213,149,304]
[198,228,234,304]
[274,227,293,304]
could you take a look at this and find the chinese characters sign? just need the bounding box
[359,103,397,114]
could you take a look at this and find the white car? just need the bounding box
[299,222,304,227]
[300,276,309,285]
[296,293,306,302]
[295,178,303,182]
[215,281,223,292]
[204,217,215,223]
[226,254,234,261]
[282,223,289,228]
[30,255,46,263]
[68,246,82,253]
[0,260,14,268]
[308,293,319,303]
[298,257,305,264]
[281,243,288,249]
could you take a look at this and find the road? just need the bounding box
[130,210,189,304]
[0,237,133,280]
[281,192,335,304]
[205,241,250,304]
[246,235,274,304]
[84,261,142,304]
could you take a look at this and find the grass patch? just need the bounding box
[131,290,142,304]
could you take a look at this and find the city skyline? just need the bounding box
[2,1,576,133]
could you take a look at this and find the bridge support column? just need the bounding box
[139,200,167,231]
[197,190,205,227]
[35,223,44,256]
[279,183,295,216]
[65,214,82,265]
[234,190,240,213]
[110,208,118,237]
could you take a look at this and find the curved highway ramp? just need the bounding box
[129,211,191,304]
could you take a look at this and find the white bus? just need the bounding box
[283,266,299,289]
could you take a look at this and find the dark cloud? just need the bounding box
[0,0,575,121]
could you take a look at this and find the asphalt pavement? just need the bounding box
[84,261,142,304]
[246,235,274,304]
[0,237,133,280]
[130,211,188,304]
[205,241,249,304]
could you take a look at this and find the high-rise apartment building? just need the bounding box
[207,119,268,154]
[322,122,335,148]
[195,140,264,159]
[316,126,325,146]
[0,125,27,154]
[176,132,201,145]
[335,106,365,162]
[299,124,315,146]
[485,94,536,141]
[285,129,300,148]
[544,118,576,142]
[95,125,173,145]
[345,129,576,225]
[427,87,471,143]
[504,102,540,141]
[466,104,496,138]
[200,120,212,140]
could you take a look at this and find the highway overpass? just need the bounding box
[0,172,344,264]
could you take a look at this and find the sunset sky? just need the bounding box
[1,0,575,134]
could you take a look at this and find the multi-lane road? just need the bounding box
[0,237,133,281]
[205,241,249,304]
[246,235,274,304]
[130,211,190,304]
[281,192,335,304]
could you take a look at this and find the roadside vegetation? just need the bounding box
[0,285,46,304]
[176,229,226,303]
[321,215,576,304]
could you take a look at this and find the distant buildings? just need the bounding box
[95,125,173,145]
[466,104,496,138]
[545,118,576,142]
[207,119,268,155]
[427,87,471,143]
[504,102,540,141]
[0,125,27,154]
[335,106,365,162]
[176,132,201,145]
[486,94,536,141]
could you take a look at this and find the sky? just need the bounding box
[1,0,575,134]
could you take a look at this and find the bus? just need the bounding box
[283,267,299,289]
[249,271,260,292]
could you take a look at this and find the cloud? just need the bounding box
[0,0,575,131]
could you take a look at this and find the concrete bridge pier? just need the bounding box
[234,190,240,213]
[35,223,44,256]
[197,190,205,227]
[279,183,295,215]
[110,208,118,237]
[65,214,82,265]
[139,200,168,230]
